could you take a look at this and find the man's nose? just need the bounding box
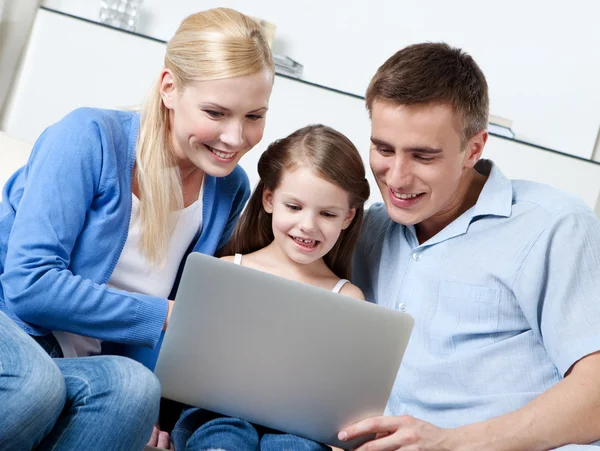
[388,156,413,186]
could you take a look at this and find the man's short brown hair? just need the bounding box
[366,42,489,144]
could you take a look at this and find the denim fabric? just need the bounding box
[172,410,331,451]
[0,311,161,450]
[0,311,65,450]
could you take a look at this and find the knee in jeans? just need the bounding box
[187,417,260,450]
[206,416,256,433]
[22,351,66,413]
[105,356,161,406]
[260,433,329,451]
[2,352,66,443]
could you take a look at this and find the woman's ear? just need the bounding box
[262,187,274,213]
[341,208,356,230]
[160,69,176,110]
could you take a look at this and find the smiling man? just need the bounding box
[340,43,600,450]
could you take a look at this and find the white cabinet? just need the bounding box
[2,8,600,212]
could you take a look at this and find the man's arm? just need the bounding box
[451,351,600,451]
[341,209,600,451]
[339,352,600,450]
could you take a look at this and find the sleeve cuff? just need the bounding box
[122,295,169,349]
[553,335,600,376]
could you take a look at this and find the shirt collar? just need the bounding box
[470,159,513,220]
[406,159,514,249]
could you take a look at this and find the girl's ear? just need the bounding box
[341,208,356,230]
[262,187,274,213]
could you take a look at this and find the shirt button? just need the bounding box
[398,303,407,312]
[412,252,422,261]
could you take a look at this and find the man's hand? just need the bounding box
[339,415,454,451]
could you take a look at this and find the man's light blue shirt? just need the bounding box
[353,160,600,448]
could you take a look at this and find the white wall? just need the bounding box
[42,0,600,160]
[0,0,39,111]
[3,8,600,214]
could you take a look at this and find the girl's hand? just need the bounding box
[147,425,174,449]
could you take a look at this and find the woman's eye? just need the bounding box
[205,110,224,118]
[247,114,263,121]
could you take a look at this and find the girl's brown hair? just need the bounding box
[222,125,370,279]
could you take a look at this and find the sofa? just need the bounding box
[0,131,31,194]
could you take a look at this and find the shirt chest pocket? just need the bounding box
[429,281,500,355]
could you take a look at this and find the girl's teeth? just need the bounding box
[293,237,317,247]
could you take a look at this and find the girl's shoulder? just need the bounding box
[221,251,288,279]
[220,255,236,263]
[338,281,365,300]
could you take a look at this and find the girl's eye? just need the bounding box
[321,212,337,218]
[247,114,264,121]
[205,110,224,118]
[286,204,301,211]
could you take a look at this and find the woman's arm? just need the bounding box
[1,110,167,348]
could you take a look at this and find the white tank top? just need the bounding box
[54,188,204,358]
[233,253,349,293]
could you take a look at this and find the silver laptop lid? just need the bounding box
[155,252,414,449]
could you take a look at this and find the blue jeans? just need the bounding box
[0,311,161,451]
[172,408,331,451]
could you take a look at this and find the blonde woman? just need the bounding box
[0,8,273,449]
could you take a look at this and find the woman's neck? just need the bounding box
[179,164,204,208]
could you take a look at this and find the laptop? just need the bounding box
[154,252,414,449]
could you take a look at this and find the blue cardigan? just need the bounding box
[0,108,250,365]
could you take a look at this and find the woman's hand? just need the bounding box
[162,300,175,331]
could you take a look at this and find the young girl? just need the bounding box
[172,124,370,451]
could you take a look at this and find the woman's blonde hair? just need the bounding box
[136,8,274,265]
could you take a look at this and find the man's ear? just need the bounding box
[463,130,488,169]
[262,187,274,213]
[159,69,176,110]
[342,208,356,230]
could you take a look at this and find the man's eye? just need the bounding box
[414,154,434,162]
